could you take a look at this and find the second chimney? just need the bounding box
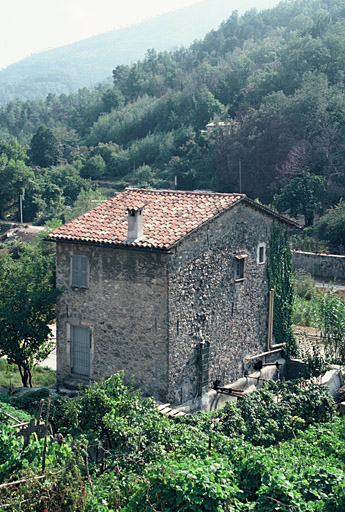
[126,204,145,241]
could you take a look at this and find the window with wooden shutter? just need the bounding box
[71,255,88,288]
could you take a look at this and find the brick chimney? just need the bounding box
[126,204,145,241]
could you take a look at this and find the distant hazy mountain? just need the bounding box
[0,0,274,105]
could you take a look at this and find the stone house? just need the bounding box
[49,188,295,408]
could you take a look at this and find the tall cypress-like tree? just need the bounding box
[30,125,61,167]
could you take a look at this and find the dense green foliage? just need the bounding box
[30,125,61,167]
[0,375,341,511]
[292,271,345,366]
[313,199,345,253]
[268,224,297,355]
[0,0,345,230]
[319,289,345,363]
[0,242,58,386]
[274,172,325,226]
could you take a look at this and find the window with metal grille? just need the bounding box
[71,255,88,288]
[71,325,90,376]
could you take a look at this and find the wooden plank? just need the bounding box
[4,412,21,423]
[157,403,170,411]
[10,422,29,428]
[159,406,172,414]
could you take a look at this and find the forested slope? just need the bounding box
[0,0,237,104]
[1,0,345,229]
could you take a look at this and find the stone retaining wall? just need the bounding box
[293,250,345,281]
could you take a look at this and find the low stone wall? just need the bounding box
[293,250,345,281]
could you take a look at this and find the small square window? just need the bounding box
[71,255,88,288]
[257,243,266,264]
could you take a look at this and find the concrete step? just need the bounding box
[63,377,90,391]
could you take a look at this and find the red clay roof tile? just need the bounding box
[48,188,282,250]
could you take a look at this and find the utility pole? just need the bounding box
[19,194,23,224]
[239,161,242,194]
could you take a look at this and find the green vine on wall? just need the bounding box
[267,223,298,357]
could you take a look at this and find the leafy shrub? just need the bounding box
[0,400,31,426]
[0,437,87,511]
[293,294,319,326]
[319,290,345,363]
[52,374,173,465]
[313,199,345,253]
[216,380,335,447]
[12,387,52,414]
[299,343,330,378]
[125,456,241,512]
[86,471,128,511]
[292,269,321,326]
[294,269,318,301]
[291,231,329,253]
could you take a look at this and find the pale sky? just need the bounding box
[0,0,280,70]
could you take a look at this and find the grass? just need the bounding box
[0,358,56,388]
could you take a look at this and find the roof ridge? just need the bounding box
[125,187,245,198]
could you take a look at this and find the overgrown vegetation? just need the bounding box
[268,224,297,356]
[0,374,342,511]
[1,0,345,244]
[1,0,345,507]
[293,269,345,365]
[0,238,57,387]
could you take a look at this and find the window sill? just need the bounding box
[234,278,245,282]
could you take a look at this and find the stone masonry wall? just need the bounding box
[167,203,276,406]
[293,250,345,281]
[55,243,169,401]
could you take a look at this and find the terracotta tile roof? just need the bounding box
[48,188,296,250]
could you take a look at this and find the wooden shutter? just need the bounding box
[79,256,88,288]
[71,255,88,288]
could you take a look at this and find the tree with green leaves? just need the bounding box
[0,244,58,387]
[0,150,34,220]
[30,125,61,167]
[80,154,106,180]
[64,188,106,223]
[274,172,325,226]
[313,199,345,252]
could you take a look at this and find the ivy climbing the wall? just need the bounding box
[267,223,298,357]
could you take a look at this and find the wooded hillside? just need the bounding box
[0,0,236,104]
[1,0,345,232]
